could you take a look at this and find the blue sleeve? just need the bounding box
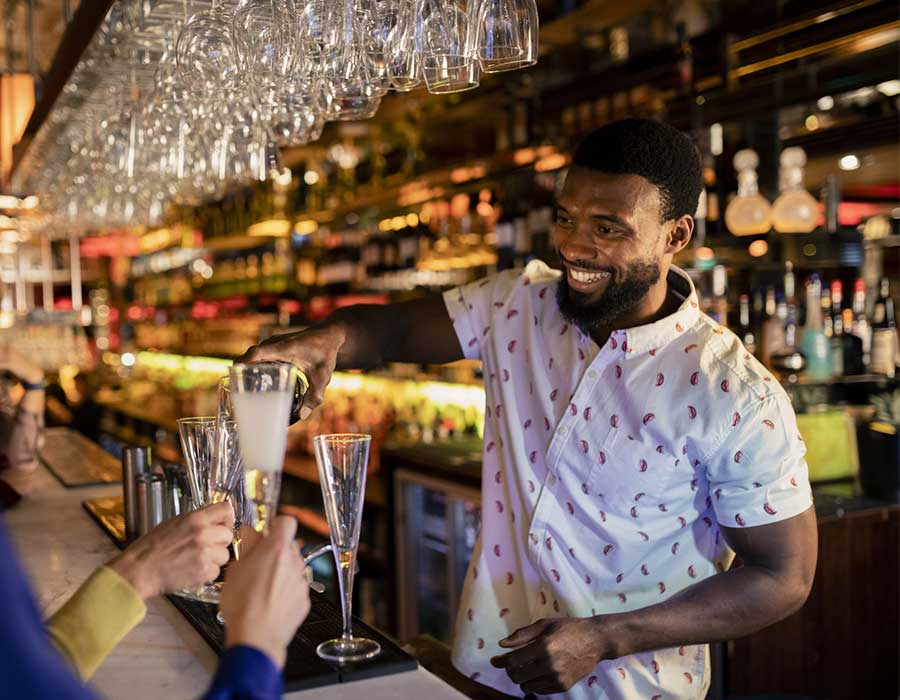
[203,646,283,700]
[0,518,99,700]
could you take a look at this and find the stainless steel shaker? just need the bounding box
[122,445,151,540]
[136,473,165,536]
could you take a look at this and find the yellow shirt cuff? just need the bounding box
[47,565,147,680]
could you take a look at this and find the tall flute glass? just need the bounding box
[313,433,380,663]
[229,362,298,533]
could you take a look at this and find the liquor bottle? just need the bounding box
[870,277,898,377]
[772,147,818,234]
[829,279,845,377]
[674,22,693,95]
[724,149,772,236]
[760,298,787,369]
[800,274,832,381]
[710,264,728,327]
[784,261,798,345]
[851,278,872,371]
[737,294,756,354]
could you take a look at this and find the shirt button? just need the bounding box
[548,474,557,485]
[530,533,538,544]
[587,370,597,379]
[558,426,567,436]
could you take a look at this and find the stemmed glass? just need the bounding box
[228,362,299,533]
[175,415,246,603]
[313,433,380,663]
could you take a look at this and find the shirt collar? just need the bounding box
[614,265,701,356]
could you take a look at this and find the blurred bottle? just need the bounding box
[800,275,832,381]
[851,278,872,371]
[674,22,693,95]
[772,147,818,234]
[870,277,898,377]
[821,174,841,234]
[829,279,845,377]
[710,264,729,327]
[784,261,799,351]
[725,149,772,236]
[737,294,756,354]
[760,296,787,368]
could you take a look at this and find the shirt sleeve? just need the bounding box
[705,392,814,529]
[442,270,521,361]
[203,646,283,700]
[0,518,100,700]
[46,566,147,680]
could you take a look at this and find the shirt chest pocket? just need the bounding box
[588,431,681,517]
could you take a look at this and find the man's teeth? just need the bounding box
[570,268,610,284]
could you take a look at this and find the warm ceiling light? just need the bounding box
[405,213,419,227]
[695,246,715,261]
[248,218,291,237]
[839,154,860,171]
[876,80,900,97]
[513,148,536,166]
[804,114,819,131]
[294,219,318,235]
[748,239,768,257]
[272,167,292,187]
[816,95,834,111]
[535,153,569,172]
[303,170,319,185]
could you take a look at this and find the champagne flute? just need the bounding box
[229,362,299,533]
[313,433,380,663]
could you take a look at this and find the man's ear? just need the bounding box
[665,215,694,255]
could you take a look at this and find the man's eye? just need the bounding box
[556,213,573,225]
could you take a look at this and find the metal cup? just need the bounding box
[122,446,151,540]
[136,473,165,536]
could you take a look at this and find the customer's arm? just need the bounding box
[0,345,46,472]
[48,502,234,679]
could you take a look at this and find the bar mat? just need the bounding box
[41,428,120,487]
[82,497,417,690]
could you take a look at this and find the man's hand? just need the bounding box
[490,617,618,695]
[107,501,234,600]
[220,515,310,668]
[237,324,345,420]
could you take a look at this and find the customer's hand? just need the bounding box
[107,501,234,600]
[220,515,310,668]
[0,345,44,385]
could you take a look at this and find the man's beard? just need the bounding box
[556,258,661,334]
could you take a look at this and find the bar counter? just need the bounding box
[4,460,470,700]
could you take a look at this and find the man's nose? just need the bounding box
[556,228,598,263]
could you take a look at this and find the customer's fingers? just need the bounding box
[269,515,298,546]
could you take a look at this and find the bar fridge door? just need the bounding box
[394,469,481,643]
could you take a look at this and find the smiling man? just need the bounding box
[239,118,818,700]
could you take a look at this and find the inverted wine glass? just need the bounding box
[313,433,380,663]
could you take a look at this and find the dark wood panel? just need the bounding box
[728,507,900,700]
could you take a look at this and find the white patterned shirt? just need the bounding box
[443,261,813,700]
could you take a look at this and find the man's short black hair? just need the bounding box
[572,118,702,223]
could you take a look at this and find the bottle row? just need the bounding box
[724,262,898,380]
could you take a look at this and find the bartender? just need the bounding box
[240,118,817,700]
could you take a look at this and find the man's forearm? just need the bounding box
[327,305,397,370]
[326,295,463,369]
[607,565,812,658]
